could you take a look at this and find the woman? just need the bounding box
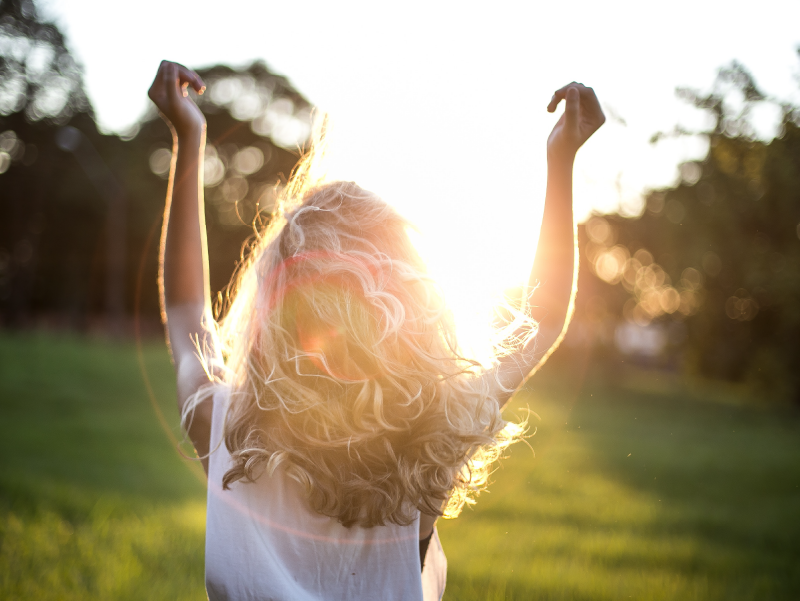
[148,60,604,600]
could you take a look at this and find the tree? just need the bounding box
[0,0,91,123]
[0,0,314,332]
[574,56,800,402]
[0,0,102,328]
[122,61,314,323]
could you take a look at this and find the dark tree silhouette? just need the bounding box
[0,0,101,327]
[573,56,800,402]
[0,0,312,331]
[122,61,313,324]
[0,0,91,122]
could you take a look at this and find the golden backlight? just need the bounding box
[405,226,532,368]
[311,113,554,369]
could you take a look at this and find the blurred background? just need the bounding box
[1,0,799,599]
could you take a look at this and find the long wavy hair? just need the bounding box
[185,141,526,528]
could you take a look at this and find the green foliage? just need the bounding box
[0,0,105,326]
[0,0,92,122]
[0,0,309,328]
[1,334,799,599]
[576,59,800,403]
[128,61,311,319]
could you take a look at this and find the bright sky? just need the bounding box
[40,0,800,360]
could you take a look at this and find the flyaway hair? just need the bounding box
[184,137,526,528]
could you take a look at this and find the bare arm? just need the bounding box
[493,83,605,406]
[148,61,216,474]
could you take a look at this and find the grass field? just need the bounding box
[0,333,799,600]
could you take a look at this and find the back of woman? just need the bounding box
[205,387,446,601]
[199,180,500,600]
[148,60,604,599]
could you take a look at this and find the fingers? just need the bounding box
[148,60,207,136]
[156,60,171,89]
[174,63,206,95]
[148,60,171,103]
[164,62,183,104]
[167,62,205,101]
[565,86,580,126]
[546,81,605,156]
[547,82,580,113]
[151,60,205,101]
[547,82,597,113]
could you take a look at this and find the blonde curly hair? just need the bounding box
[186,147,525,528]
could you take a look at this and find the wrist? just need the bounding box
[173,126,206,149]
[546,146,577,165]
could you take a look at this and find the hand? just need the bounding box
[148,60,206,138]
[546,82,605,160]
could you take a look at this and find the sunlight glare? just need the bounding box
[319,117,544,367]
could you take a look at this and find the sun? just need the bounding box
[314,115,546,368]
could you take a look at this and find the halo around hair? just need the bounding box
[183,124,527,528]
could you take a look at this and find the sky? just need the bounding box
[38,0,800,360]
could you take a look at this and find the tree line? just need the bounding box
[2,0,799,401]
[570,59,800,402]
[0,0,311,334]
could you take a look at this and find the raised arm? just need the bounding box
[493,83,605,405]
[148,60,216,473]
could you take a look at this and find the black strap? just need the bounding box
[419,531,433,572]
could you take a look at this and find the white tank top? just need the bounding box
[205,388,447,601]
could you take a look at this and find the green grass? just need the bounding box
[1,334,799,600]
[0,333,207,601]
[441,365,800,599]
